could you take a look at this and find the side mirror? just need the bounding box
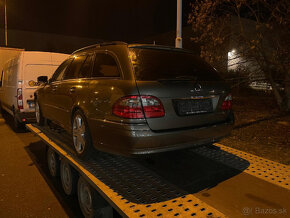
[37,76,48,84]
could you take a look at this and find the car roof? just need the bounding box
[72,41,127,55]
[128,44,195,54]
[72,41,195,55]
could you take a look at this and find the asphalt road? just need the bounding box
[0,111,289,218]
[0,112,83,218]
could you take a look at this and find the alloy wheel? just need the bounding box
[73,115,86,154]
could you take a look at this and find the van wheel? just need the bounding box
[78,177,113,218]
[72,110,93,159]
[13,112,24,130]
[60,159,78,196]
[35,101,45,126]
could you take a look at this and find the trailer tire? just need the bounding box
[35,101,45,126]
[78,177,113,218]
[60,159,78,196]
[47,148,59,177]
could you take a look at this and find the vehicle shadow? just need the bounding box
[136,145,250,196]
[25,134,250,205]
[24,141,84,218]
[82,145,250,204]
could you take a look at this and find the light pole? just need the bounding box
[175,0,182,48]
[4,0,8,46]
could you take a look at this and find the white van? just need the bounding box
[0,51,69,129]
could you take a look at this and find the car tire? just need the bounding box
[47,148,60,177]
[72,110,93,159]
[77,176,113,218]
[60,159,78,196]
[35,100,45,126]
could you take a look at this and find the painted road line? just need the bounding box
[192,144,289,190]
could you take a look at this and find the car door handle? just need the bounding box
[69,87,76,93]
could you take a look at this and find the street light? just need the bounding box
[175,0,182,48]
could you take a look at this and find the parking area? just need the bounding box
[0,111,289,217]
[0,112,81,217]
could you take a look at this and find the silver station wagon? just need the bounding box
[35,42,234,158]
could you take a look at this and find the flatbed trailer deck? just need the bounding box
[26,124,289,218]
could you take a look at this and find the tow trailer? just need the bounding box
[26,124,289,218]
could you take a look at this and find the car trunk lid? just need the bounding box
[136,80,229,131]
[129,46,230,131]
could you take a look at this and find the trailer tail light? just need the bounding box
[17,88,23,110]
[222,94,232,111]
[113,95,165,119]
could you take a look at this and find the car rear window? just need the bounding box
[129,47,222,81]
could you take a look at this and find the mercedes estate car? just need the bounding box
[35,42,234,158]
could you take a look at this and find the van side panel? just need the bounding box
[21,52,69,113]
[0,51,68,123]
[0,55,22,115]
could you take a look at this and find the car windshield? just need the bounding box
[129,47,222,81]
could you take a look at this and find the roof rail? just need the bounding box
[72,41,127,54]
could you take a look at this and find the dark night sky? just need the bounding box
[0,0,192,42]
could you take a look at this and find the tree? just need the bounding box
[188,0,290,111]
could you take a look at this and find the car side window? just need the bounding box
[78,54,94,78]
[92,53,120,78]
[64,55,86,80]
[51,59,73,82]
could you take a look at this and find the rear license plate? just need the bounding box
[173,98,213,116]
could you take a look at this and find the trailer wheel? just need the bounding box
[60,159,78,195]
[35,101,45,126]
[47,148,59,177]
[78,177,113,218]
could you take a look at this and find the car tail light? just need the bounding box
[222,94,232,111]
[141,96,165,118]
[113,95,165,119]
[17,88,23,110]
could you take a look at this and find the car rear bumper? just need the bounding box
[88,114,234,156]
